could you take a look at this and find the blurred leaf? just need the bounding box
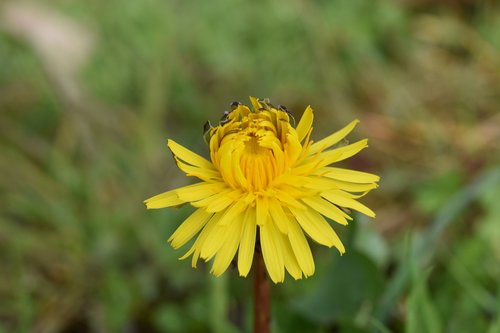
[101,269,134,332]
[406,262,442,333]
[354,216,389,267]
[292,250,383,325]
[478,181,500,261]
[414,169,462,214]
[274,301,323,333]
[153,304,187,333]
[338,322,372,333]
[376,167,500,323]
[209,275,236,333]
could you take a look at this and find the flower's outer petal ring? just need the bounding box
[238,207,257,277]
[314,167,380,183]
[301,197,349,225]
[286,210,315,277]
[281,232,302,280]
[317,139,368,167]
[308,119,359,155]
[174,157,222,181]
[289,206,341,249]
[175,182,227,202]
[168,139,215,170]
[145,189,184,209]
[260,221,285,283]
[211,214,244,276]
[169,209,213,249]
[322,190,376,217]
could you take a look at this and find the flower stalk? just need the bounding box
[254,250,270,333]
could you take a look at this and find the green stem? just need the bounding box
[210,273,228,333]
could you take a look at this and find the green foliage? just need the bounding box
[293,250,384,325]
[414,169,462,214]
[1,0,500,332]
[406,255,441,333]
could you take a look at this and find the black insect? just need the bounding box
[230,101,241,110]
[220,101,241,124]
[277,104,289,112]
[203,120,213,145]
[220,110,231,123]
[278,104,295,126]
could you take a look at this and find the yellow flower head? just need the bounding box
[145,97,379,283]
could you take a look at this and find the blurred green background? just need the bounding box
[1,0,500,332]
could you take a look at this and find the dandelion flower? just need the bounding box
[145,97,379,283]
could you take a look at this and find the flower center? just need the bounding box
[240,134,276,191]
[243,135,263,155]
[210,104,294,193]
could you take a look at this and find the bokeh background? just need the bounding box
[1,0,500,332]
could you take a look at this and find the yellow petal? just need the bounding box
[169,209,213,249]
[179,212,221,267]
[199,213,228,260]
[249,96,262,110]
[285,133,303,165]
[316,139,368,167]
[218,199,248,226]
[168,139,214,169]
[211,216,244,276]
[301,197,349,225]
[304,208,345,253]
[322,190,376,217]
[280,232,302,280]
[324,179,378,193]
[175,182,226,202]
[269,141,285,175]
[231,152,248,188]
[260,222,285,283]
[286,211,315,276]
[191,188,234,211]
[274,186,308,209]
[238,207,257,277]
[268,198,289,234]
[289,206,337,248]
[301,176,378,193]
[309,119,359,155]
[315,167,380,183]
[256,196,269,226]
[144,189,184,209]
[290,157,325,176]
[174,157,221,181]
[218,141,243,189]
[295,106,314,143]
